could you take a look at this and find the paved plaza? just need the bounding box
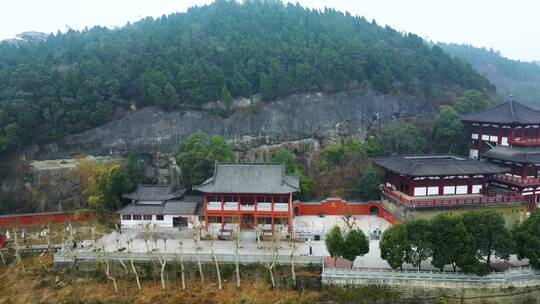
[71,214,527,271]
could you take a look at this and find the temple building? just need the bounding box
[461,100,540,159]
[118,185,201,228]
[193,163,300,236]
[462,100,540,207]
[371,155,528,225]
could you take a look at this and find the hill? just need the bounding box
[0,0,492,155]
[439,43,540,108]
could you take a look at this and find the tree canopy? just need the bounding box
[430,107,466,154]
[380,212,514,274]
[513,209,540,269]
[0,0,492,155]
[176,131,235,187]
[325,225,369,267]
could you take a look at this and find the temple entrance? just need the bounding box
[240,214,255,229]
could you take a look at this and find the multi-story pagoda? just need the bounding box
[461,100,540,207]
[193,163,300,236]
[461,100,540,159]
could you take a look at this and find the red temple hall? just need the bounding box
[193,163,300,236]
[461,100,540,159]
[461,100,540,206]
[371,155,522,209]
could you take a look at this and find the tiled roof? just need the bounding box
[461,101,540,125]
[193,163,300,194]
[123,184,185,201]
[370,155,509,177]
[117,203,164,215]
[117,200,200,215]
[163,201,199,215]
[483,146,540,164]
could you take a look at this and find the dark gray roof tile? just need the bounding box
[193,163,300,194]
[371,155,509,177]
[483,146,540,164]
[461,101,540,125]
[123,185,185,201]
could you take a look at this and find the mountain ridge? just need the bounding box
[0,0,491,155]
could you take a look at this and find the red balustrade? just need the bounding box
[382,186,524,208]
[493,174,540,186]
[508,137,540,146]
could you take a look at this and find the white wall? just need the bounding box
[120,214,199,229]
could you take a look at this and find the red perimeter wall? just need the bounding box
[293,198,399,224]
[0,211,94,228]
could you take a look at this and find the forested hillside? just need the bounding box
[0,0,492,154]
[440,43,540,108]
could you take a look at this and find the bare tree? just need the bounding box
[288,233,297,286]
[12,228,25,275]
[46,223,53,257]
[146,224,167,290]
[0,247,5,267]
[127,239,142,291]
[209,233,222,290]
[341,211,356,232]
[266,226,281,288]
[255,224,262,249]
[177,240,186,290]
[114,229,129,275]
[233,221,241,287]
[192,224,204,286]
[96,240,118,294]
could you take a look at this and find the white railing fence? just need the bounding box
[322,266,540,284]
[55,251,323,265]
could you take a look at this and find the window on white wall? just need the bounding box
[443,186,455,195]
[456,185,468,194]
[427,187,439,195]
[472,185,482,194]
[414,187,427,196]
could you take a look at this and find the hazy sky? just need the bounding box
[1,0,538,61]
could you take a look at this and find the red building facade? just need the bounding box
[371,155,522,209]
[194,163,299,235]
[462,100,540,207]
[462,100,540,159]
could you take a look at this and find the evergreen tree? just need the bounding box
[454,90,494,114]
[176,131,235,186]
[430,107,466,154]
[221,85,233,110]
[430,214,476,272]
[380,223,411,270]
[325,225,345,266]
[514,209,540,269]
[342,228,370,266]
[126,150,145,185]
[461,211,515,270]
[352,165,381,201]
[405,219,432,270]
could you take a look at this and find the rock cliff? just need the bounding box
[28,89,433,160]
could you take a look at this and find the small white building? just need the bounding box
[118,185,201,229]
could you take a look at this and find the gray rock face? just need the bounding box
[29,89,432,160]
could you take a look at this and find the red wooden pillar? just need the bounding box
[221,194,225,232]
[288,193,293,234]
[497,126,502,145]
[271,196,275,232]
[467,177,473,194]
[204,194,209,230]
